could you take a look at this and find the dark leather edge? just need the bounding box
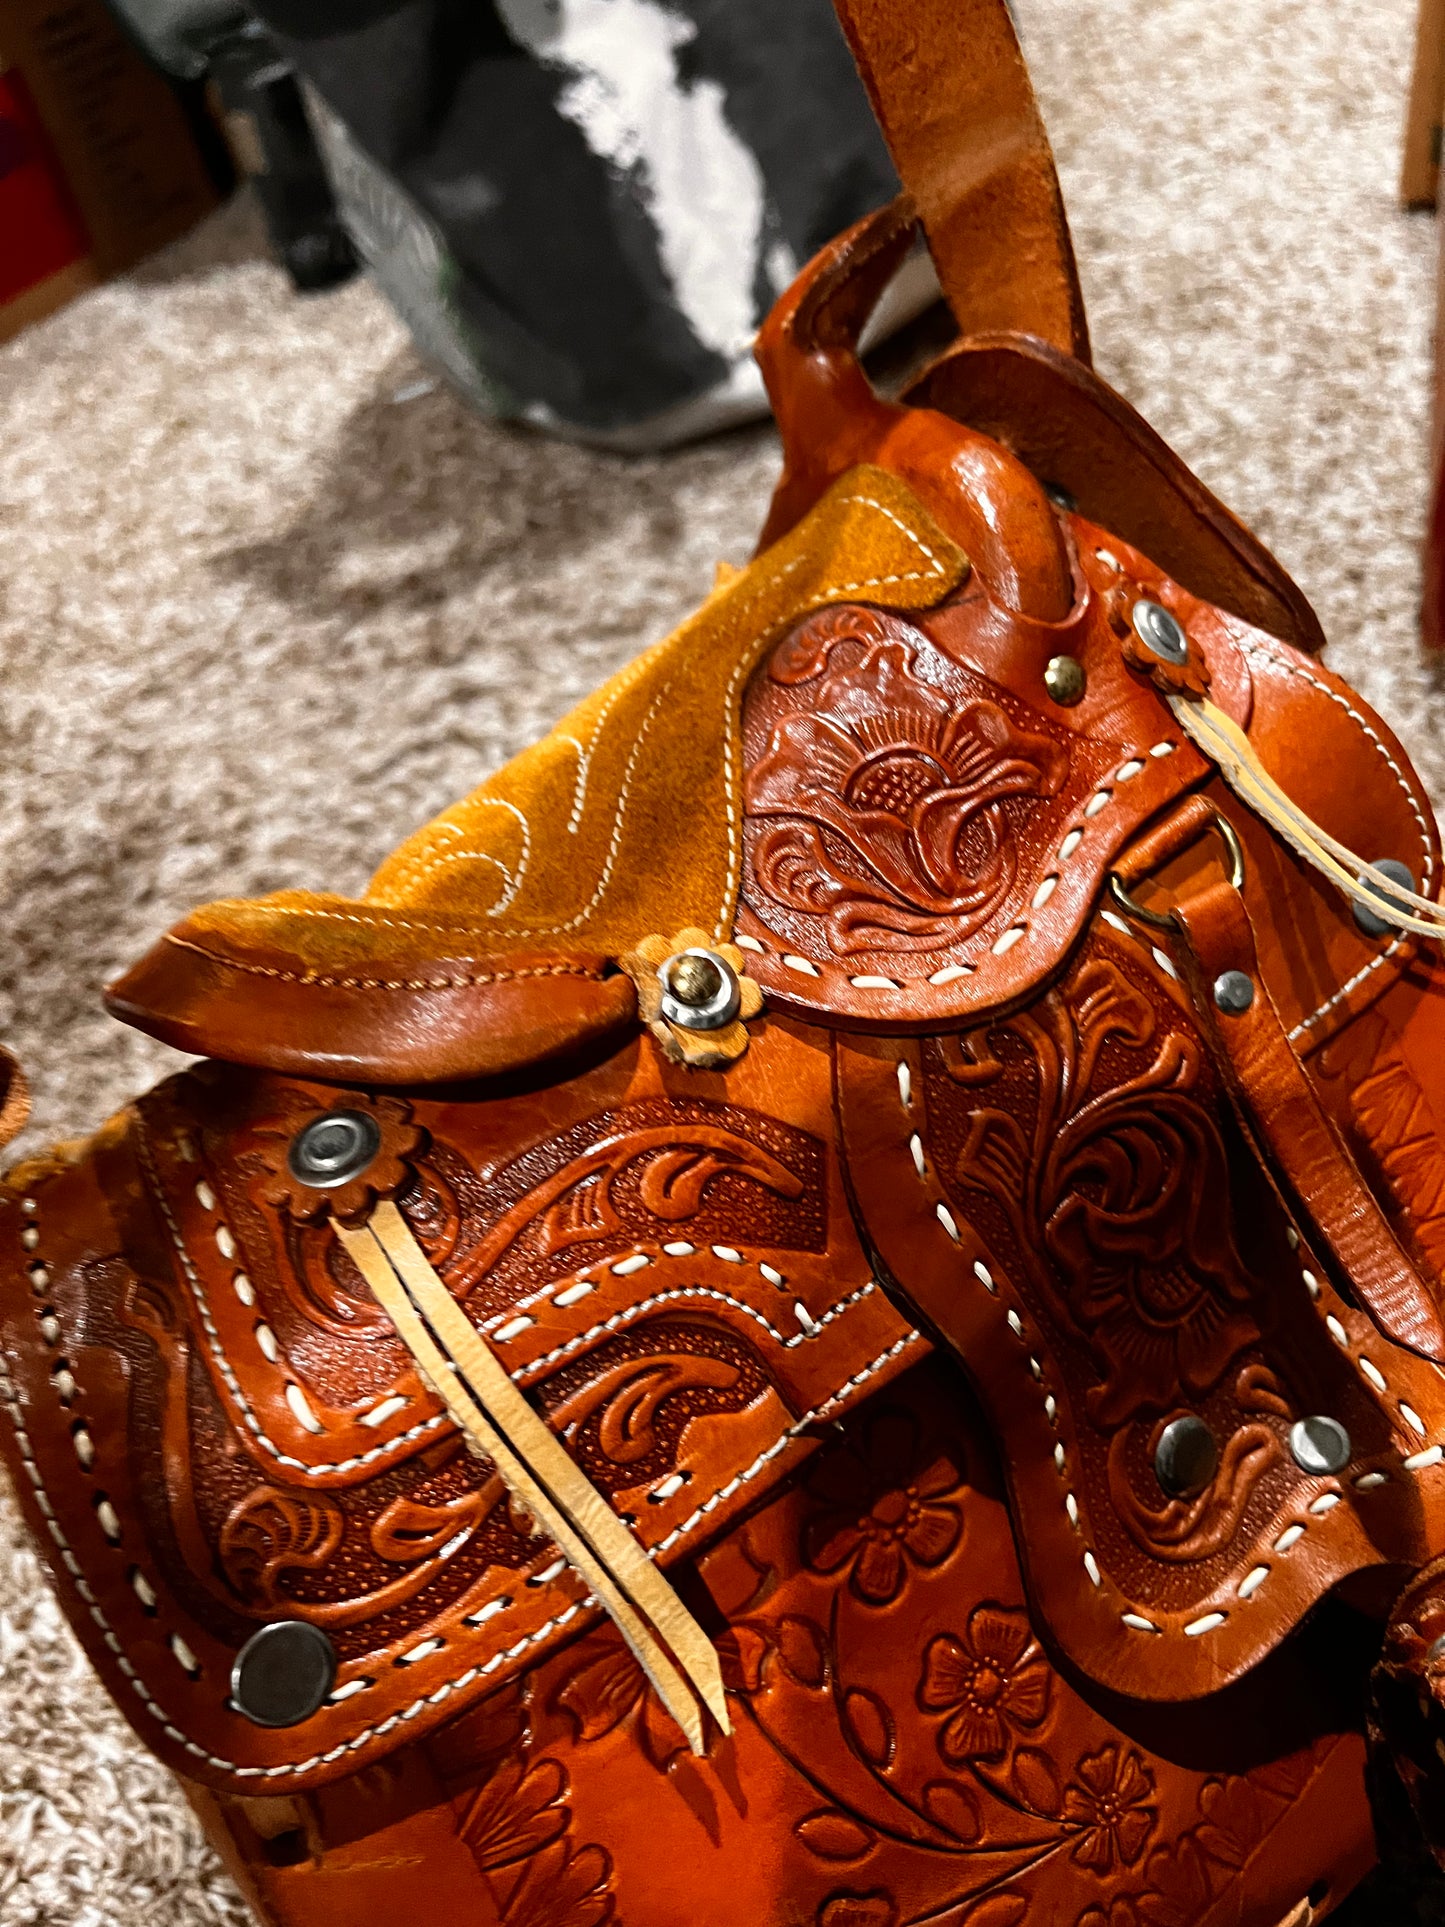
[906,334,1327,656]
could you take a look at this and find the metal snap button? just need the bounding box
[231,1620,337,1727]
[1132,599,1188,665]
[1213,970,1254,1014]
[287,1111,383,1189]
[1289,1415,1351,1475]
[1352,858,1414,940]
[1154,1414,1219,1498]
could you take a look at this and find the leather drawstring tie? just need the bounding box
[335,1200,730,1754]
[1169,694,1445,940]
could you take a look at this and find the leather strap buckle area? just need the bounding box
[1110,809,1246,932]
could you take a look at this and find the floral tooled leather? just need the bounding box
[836,912,1445,1703]
[296,1360,1367,1927]
[735,578,1214,1030]
[801,1407,963,1603]
[745,608,1068,954]
[9,7,1445,1915]
[0,1017,920,1793]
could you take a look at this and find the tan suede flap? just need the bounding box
[189,465,967,968]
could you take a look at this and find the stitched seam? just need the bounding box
[392,651,671,907]
[1237,639,1435,880]
[1237,637,1435,1038]
[385,650,664,898]
[399,799,535,904]
[159,935,608,995]
[185,489,950,955]
[1288,942,1403,1043]
[137,1119,448,1474]
[148,1138,881,1468]
[649,1328,921,1555]
[0,1190,918,1781]
[564,663,650,833]
[513,1279,878,1377]
[895,990,1434,1639]
[434,683,671,939]
[156,1160,876,1437]
[192,905,533,939]
[735,748,1176,987]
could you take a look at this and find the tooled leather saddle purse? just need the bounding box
[9,4,1445,1922]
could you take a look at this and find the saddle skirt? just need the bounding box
[5,1,1445,1923]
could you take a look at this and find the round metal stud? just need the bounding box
[1213,970,1255,1014]
[657,946,741,1033]
[1044,655,1087,707]
[1132,599,1189,666]
[231,1620,337,1727]
[1289,1415,1351,1476]
[1154,1414,1219,1498]
[287,1111,383,1190]
[1352,858,1415,941]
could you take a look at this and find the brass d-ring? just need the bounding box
[1108,812,1246,930]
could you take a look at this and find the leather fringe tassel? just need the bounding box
[1170,695,1445,939]
[335,1201,730,1755]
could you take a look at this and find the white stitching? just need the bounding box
[651,1330,922,1554]
[895,1044,1438,1638]
[414,686,670,940]
[146,1125,874,1473]
[1288,941,1405,1045]
[137,1120,448,1476]
[0,1193,918,1779]
[385,647,663,898]
[1236,636,1435,1042]
[898,1063,1108,1613]
[715,493,952,941]
[738,750,1175,993]
[514,1278,880,1378]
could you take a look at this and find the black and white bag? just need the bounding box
[254,0,926,447]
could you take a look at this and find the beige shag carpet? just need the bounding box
[1,0,1442,1918]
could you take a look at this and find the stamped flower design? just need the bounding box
[802,1410,963,1607]
[461,1756,570,1872]
[553,1635,694,1773]
[745,632,1068,953]
[1063,1745,1158,1874]
[917,1605,1050,1761]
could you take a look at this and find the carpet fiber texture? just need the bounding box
[0,0,1440,1919]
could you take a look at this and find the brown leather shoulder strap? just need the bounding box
[832,0,1091,361]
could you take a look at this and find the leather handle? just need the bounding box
[831,0,1090,361]
[753,200,1075,621]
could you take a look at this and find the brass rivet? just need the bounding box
[1044,655,1086,706]
[663,953,724,1007]
[657,946,741,1032]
